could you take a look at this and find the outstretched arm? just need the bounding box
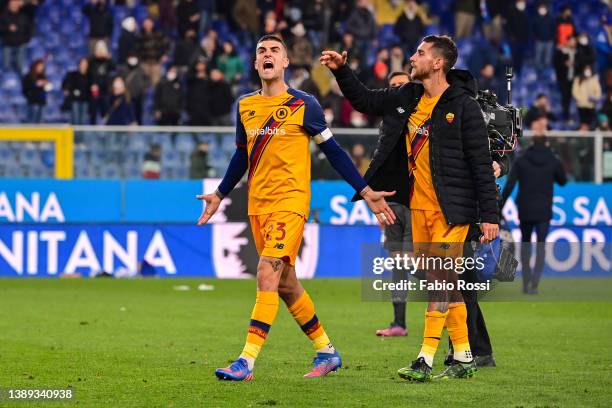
[320,50,398,117]
[318,136,396,225]
[196,109,248,225]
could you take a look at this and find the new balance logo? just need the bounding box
[249,110,256,117]
[396,107,405,114]
[274,243,285,249]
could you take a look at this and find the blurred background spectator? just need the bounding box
[189,141,210,179]
[62,57,90,125]
[154,65,183,126]
[142,143,161,179]
[22,58,48,123]
[82,0,113,54]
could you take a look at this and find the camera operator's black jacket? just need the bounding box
[332,64,499,225]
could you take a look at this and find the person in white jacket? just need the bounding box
[572,65,602,129]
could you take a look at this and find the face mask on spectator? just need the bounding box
[127,57,138,67]
[516,1,526,11]
[584,69,592,77]
[324,111,334,125]
[167,71,177,81]
[350,112,367,127]
[538,7,547,16]
[578,36,589,46]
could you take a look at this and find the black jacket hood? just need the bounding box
[446,69,478,98]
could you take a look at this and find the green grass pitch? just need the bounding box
[0,278,611,407]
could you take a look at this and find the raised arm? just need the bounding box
[320,50,398,117]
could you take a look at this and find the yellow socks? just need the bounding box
[240,291,279,367]
[418,310,449,367]
[288,291,334,353]
[447,303,473,362]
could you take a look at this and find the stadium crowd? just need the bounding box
[0,0,610,180]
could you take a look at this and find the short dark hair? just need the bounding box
[387,71,410,83]
[422,35,458,74]
[256,34,287,52]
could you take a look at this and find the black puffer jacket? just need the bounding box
[333,64,499,225]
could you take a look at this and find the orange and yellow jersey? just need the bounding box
[405,94,442,211]
[236,87,332,218]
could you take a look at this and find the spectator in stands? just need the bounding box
[389,45,405,73]
[554,34,577,121]
[88,40,115,124]
[594,15,612,80]
[288,22,313,69]
[0,0,38,73]
[505,0,529,74]
[501,115,567,295]
[524,93,555,129]
[477,63,500,97]
[190,31,220,68]
[340,32,362,66]
[321,79,344,127]
[118,53,150,125]
[532,1,555,73]
[394,0,424,57]
[482,0,505,43]
[62,58,90,125]
[21,58,49,124]
[136,17,170,87]
[597,112,609,131]
[301,0,326,53]
[344,0,377,64]
[154,66,184,126]
[288,67,320,99]
[82,0,113,55]
[208,68,233,126]
[572,65,602,130]
[454,0,478,40]
[177,0,201,38]
[173,29,199,73]
[575,32,596,73]
[158,0,177,36]
[186,59,212,125]
[189,141,211,179]
[216,41,244,85]
[118,17,138,66]
[142,143,162,179]
[554,4,575,47]
[351,143,371,176]
[367,53,389,90]
[104,76,136,126]
[233,0,259,37]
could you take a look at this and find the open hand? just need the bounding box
[362,189,396,226]
[196,193,221,225]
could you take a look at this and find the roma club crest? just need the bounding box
[445,112,455,124]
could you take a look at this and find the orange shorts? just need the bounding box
[411,209,469,258]
[249,211,306,266]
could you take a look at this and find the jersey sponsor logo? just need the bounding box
[246,127,286,137]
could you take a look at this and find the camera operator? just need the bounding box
[321,35,499,380]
